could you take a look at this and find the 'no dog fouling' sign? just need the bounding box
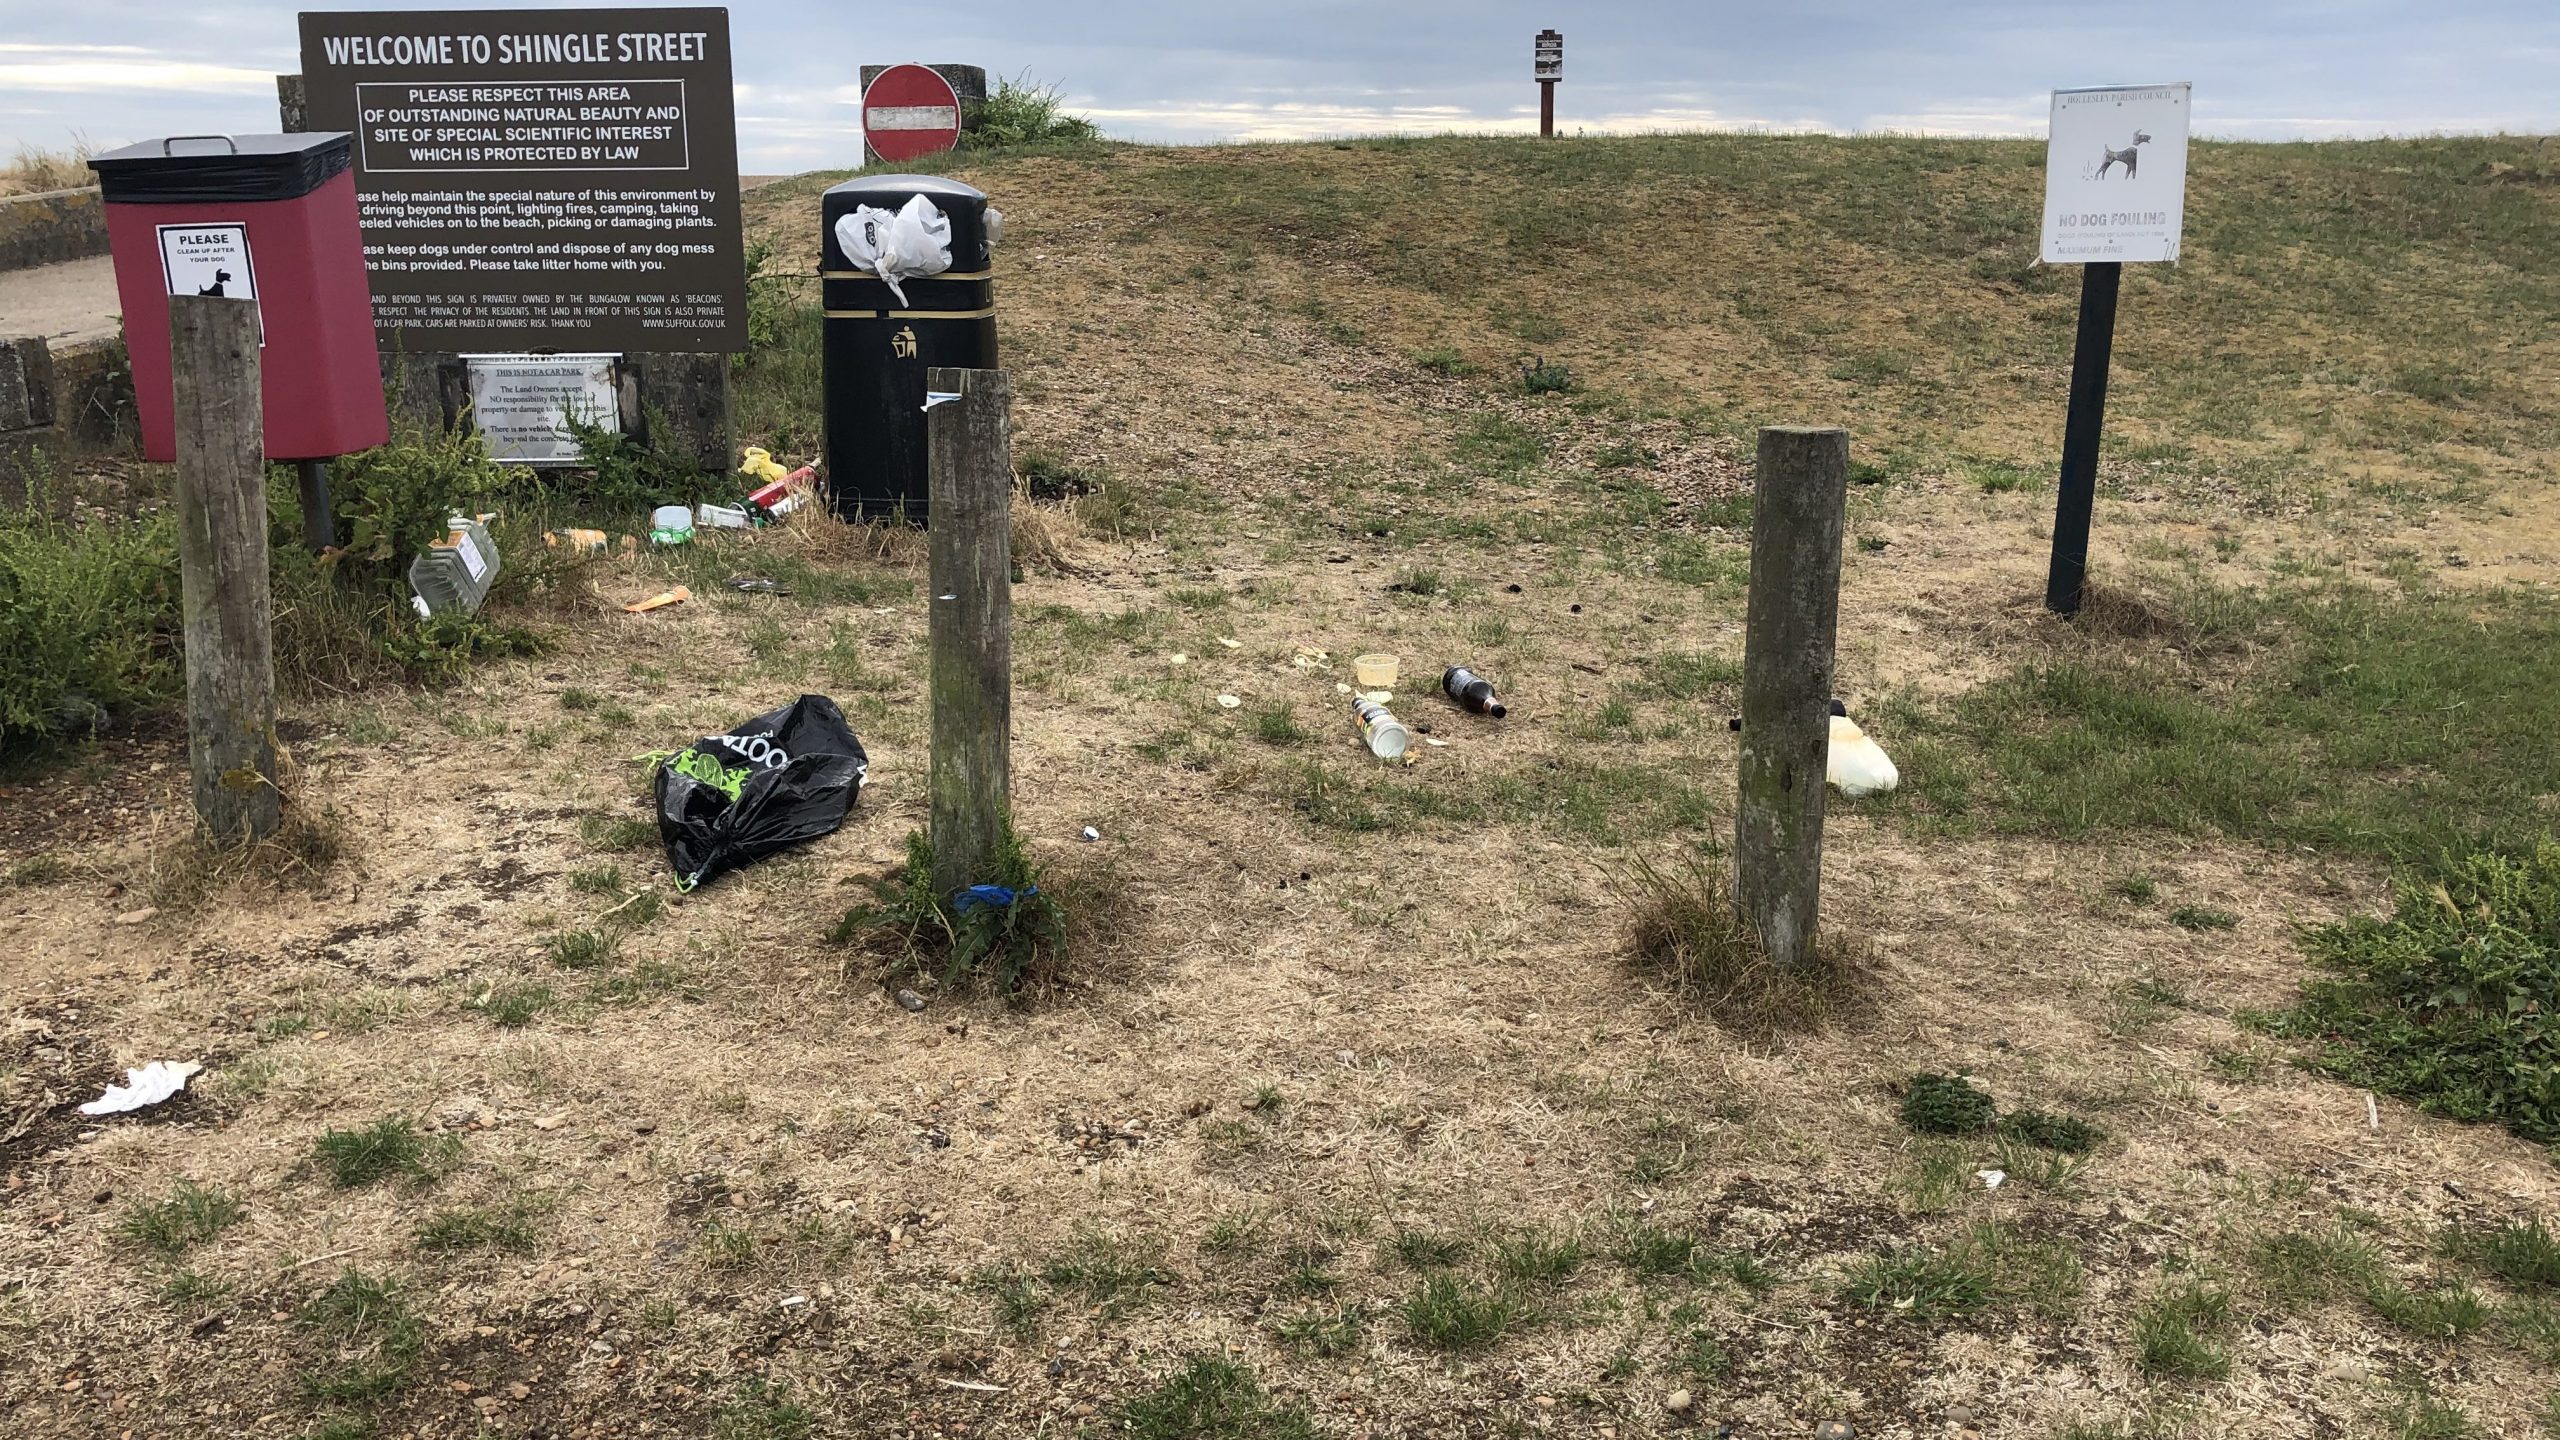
[2042,83,2191,264]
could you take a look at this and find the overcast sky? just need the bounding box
[2,1,2552,170]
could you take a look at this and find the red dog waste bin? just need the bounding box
[90,133,387,463]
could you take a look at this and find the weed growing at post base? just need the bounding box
[828,824,1069,995]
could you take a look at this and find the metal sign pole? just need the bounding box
[2044,260,2121,615]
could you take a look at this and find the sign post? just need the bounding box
[863,63,963,164]
[2038,82,2191,615]
[1534,30,1563,138]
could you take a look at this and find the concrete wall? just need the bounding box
[0,187,108,273]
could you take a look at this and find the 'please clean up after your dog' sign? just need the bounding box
[2041,82,2191,264]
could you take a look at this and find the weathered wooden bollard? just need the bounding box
[1734,425,1848,969]
[925,366,1014,897]
[170,294,282,843]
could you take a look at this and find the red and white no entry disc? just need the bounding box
[862,63,962,162]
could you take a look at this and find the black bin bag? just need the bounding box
[656,695,869,890]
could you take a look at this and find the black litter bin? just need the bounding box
[821,174,997,524]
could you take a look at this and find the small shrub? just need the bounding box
[958,72,1103,149]
[1414,348,1473,377]
[0,495,178,742]
[2278,844,2560,1143]
[1114,1354,1315,1440]
[1401,1273,1514,1351]
[2001,1108,2107,1154]
[1901,1072,1998,1135]
[313,1117,437,1188]
[829,824,1069,995]
[118,1181,244,1257]
[1521,356,1576,395]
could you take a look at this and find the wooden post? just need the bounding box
[1734,425,1848,970]
[926,367,1012,897]
[170,295,282,842]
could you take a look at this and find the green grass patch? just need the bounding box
[2131,1278,2235,1381]
[297,1269,426,1406]
[1114,1354,1316,1440]
[416,1203,538,1254]
[117,1181,243,1258]
[1401,1273,1517,1351]
[2277,844,2560,1143]
[313,1117,444,1188]
[1900,1072,1998,1135]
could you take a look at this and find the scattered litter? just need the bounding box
[1216,694,1241,709]
[1826,701,1900,797]
[112,907,158,926]
[922,390,962,411]
[937,1379,1006,1394]
[1216,637,1240,649]
[695,501,754,530]
[1423,737,1450,747]
[1334,682,1352,695]
[546,528,608,553]
[778,1294,810,1308]
[2365,1091,2379,1129]
[954,884,1036,915]
[1353,696,1411,760]
[1169,653,1189,665]
[1443,665,1509,717]
[654,695,869,891]
[1975,1169,2006,1190]
[409,515,501,618]
[1292,647,1330,668]
[78,1060,202,1116]
[894,989,928,1013]
[1353,653,1400,688]
[747,466,816,519]
[738,446,789,484]
[1570,661,1605,676]
[648,504,694,546]
[832,193,955,305]
[1080,826,1101,842]
[623,586,692,614]
[1365,690,1393,704]
[724,576,792,596]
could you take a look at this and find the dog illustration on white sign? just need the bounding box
[2097,131,2150,179]
[196,269,233,297]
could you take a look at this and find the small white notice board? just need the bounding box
[2041,82,2192,264]
[462,354,622,466]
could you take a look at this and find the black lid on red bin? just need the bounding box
[89,133,354,205]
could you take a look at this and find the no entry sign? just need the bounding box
[863,63,961,163]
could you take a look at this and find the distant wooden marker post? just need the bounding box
[2039,82,2192,615]
[1534,30,1563,137]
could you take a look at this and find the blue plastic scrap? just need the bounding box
[952,884,1039,915]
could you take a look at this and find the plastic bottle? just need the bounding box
[1442,665,1508,717]
[1352,697,1410,760]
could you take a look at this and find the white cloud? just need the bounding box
[0,54,274,94]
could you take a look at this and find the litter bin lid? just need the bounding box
[89,133,355,205]
[821,173,986,203]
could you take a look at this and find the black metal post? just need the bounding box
[2045,260,2122,616]
[295,457,335,552]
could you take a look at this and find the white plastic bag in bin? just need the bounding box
[833,194,953,306]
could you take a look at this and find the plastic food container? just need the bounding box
[1353,653,1400,688]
